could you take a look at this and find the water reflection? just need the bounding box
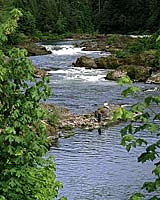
[98,127,102,135]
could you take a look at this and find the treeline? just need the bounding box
[93,0,160,34]
[1,0,160,37]
[13,0,94,35]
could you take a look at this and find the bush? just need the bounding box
[0,9,64,200]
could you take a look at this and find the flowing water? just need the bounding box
[30,40,159,200]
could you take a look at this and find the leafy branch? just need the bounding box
[0,9,65,200]
[113,76,160,200]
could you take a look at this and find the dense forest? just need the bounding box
[1,0,160,38]
[0,1,160,200]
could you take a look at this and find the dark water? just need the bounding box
[30,40,159,200]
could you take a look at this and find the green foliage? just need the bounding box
[127,33,160,54]
[18,10,37,35]
[0,9,22,44]
[113,77,160,199]
[121,86,141,98]
[2,0,160,36]
[0,0,14,23]
[127,38,147,54]
[129,193,144,200]
[106,34,121,45]
[115,50,127,58]
[118,75,133,85]
[0,9,63,199]
[45,108,60,127]
[93,0,160,34]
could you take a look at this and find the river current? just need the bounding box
[30,40,159,200]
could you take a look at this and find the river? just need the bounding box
[30,40,159,200]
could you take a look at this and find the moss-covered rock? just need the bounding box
[140,50,159,69]
[119,65,151,81]
[106,65,151,82]
[106,70,127,81]
[16,42,51,56]
[95,56,122,69]
[73,56,97,68]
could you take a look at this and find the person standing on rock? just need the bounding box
[95,110,102,123]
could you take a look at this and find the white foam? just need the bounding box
[129,35,151,38]
[43,44,110,57]
[49,67,108,82]
[66,74,105,82]
[43,44,83,55]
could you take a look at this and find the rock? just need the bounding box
[106,65,151,82]
[146,72,160,84]
[73,56,97,68]
[140,50,158,69]
[34,67,48,78]
[58,103,120,131]
[16,43,52,56]
[95,56,122,69]
[106,70,127,81]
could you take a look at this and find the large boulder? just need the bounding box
[105,70,127,81]
[17,43,52,56]
[73,56,97,68]
[106,65,151,82]
[95,54,145,69]
[95,56,122,69]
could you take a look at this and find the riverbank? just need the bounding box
[73,34,160,84]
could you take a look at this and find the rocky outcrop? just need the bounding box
[16,43,52,56]
[34,67,48,78]
[106,65,151,81]
[42,103,121,140]
[73,55,123,69]
[78,34,134,52]
[95,56,122,69]
[58,103,120,133]
[73,54,150,70]
[73,56,97,68]
[106,69,127,81]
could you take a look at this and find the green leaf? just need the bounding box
[0,195,6,200]
[118,76,132,85]
[152,96,160,104]
[144,96,153,106]
[126,143,132,152]
[138,152,156,163]
[112,107,124,121]
[156,35,160,42]
[60,197,67,200]
[122,86,141,97]
[142,182,156,192]
[129,193,144,200]
[131,102,147,113]
[136,138,147,146]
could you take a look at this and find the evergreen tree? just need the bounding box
[18,10,37,36]
[0,0,14,22]
[37,0,58,32]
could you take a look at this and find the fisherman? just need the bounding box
[95,110,102,123]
